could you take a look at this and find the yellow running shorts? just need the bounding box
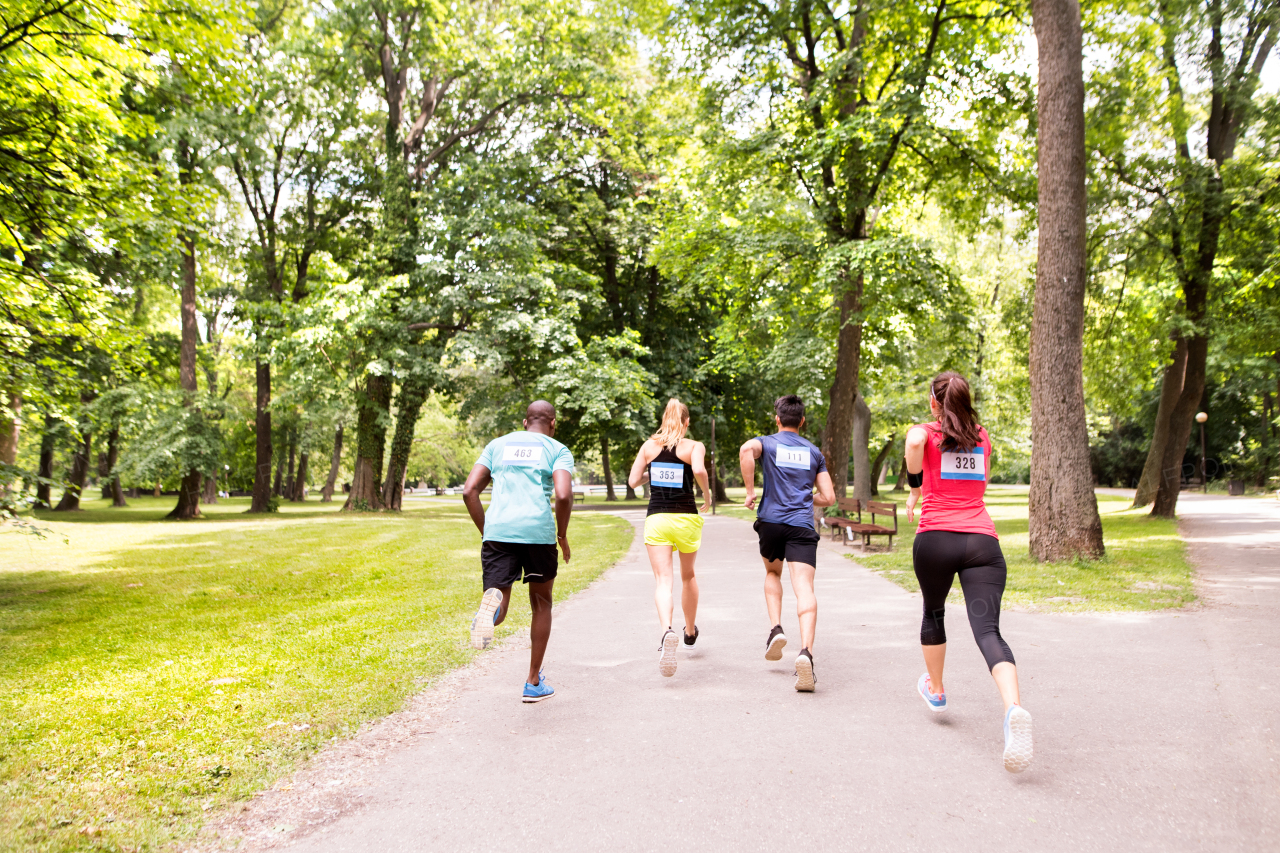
[643,513,704,553]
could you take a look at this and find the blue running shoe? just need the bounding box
[1003,704,1033,773]
[470,588,503,650]
[522,671,554,703]
[917,673,947,713]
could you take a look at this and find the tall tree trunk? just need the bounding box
[201,474,218,505]
[167,143,203,521]
[321,425,343,502]
[0,392,19,466]
[851,393,872,501]
[381,380,429,511]
[1133,338,1188,507]
[284,428,297,501]
[344,373,392,511]
[870,434,896,497]
[625,481,637,500]
[272,433,285,497]
[291,452,308,502]
[600,436,617,501]
[821,269,865,497]
[53,429,92,511]
[1028,0,1104,560]
[250,358,274,512]
[1151,335,1208,517]
[892,456,907,492]
[102,426,126,507]
[35,416,55,508]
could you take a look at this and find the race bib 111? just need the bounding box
[775,445,811,470]
[940,448,985,480]
[502,442,544,466]
[650,462,683,488]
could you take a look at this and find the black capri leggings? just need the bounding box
[912,530,1015,671]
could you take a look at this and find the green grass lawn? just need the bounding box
[0,497,633,853]
[850,487,1194,611]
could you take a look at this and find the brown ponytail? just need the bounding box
[930,371,982,452]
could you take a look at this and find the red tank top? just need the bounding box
[914,422,997,538]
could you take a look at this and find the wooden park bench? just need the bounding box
[572,487,588,505]
[822,498,898,551]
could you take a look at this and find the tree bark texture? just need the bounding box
[321,425,343,502]
[291,452,308,502]
[851,393,872,501]
[36,416,55,508]
[870,435,896,497]
[600,436,616,501]
[102,426,126,507]
[1151,335,1208,516]
[167,157,203,521]
[892,456,907,492]
[822,271,864,498]
[251,359,274,512]
[344,373,392,511]
[202,474,218,505]
[381,380,429,511]
[1028,0,1104,560]
[285,428,297,500]
[53,428,91,511]
[1133,338,1188,507]
[272,439,285,497]
[0,392,19,465]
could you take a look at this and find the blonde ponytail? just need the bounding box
[650,398,690,449]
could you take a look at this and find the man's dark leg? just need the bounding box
[526,578,555,684]
[494,586,514,626]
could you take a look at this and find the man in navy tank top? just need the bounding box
[739,395,835,692]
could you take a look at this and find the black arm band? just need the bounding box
[907,471,924,488]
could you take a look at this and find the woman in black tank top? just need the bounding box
[626,399,711,678]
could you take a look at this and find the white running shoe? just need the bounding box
[470,588,503,650]
[1003,705,1034,773]
[659,629,679,677]
[794,649,815,692]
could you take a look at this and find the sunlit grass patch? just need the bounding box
[0,497,633,853]
[856,487,1195,612]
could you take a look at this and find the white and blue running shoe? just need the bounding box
[917,673,947,712]
[522,671,555,703]
[470,588,503,650]
[1003,704,1033,772]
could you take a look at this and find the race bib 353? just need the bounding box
[940,448,985,480]
[502,443,544,466]
[650,462,683,488]
[775,445,811,470]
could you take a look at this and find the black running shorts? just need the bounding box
[754,519,820,567]
[481,541,558,589]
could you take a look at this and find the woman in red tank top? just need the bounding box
[904,371,1033,773]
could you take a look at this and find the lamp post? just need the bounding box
[1195,411,1208,493]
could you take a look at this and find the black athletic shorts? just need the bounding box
[481,541,558,589]
[754,519,820,567]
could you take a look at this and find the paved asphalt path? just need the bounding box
[287,495,1277,852]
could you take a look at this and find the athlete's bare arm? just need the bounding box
[462,463,491,535]
[739,438,763,510]
[905,426,929,523]
[813,470,836,507]
[689,440,711,513]
[627,440,656,490]
[553,468,572,562]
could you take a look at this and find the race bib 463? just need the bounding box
[502,443,544,466]
[775,445,811,470]
[940,448,985,480]
[650,462,683,488]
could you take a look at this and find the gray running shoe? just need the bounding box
[765,625,787,661]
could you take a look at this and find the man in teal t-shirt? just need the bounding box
[462,400,574,703]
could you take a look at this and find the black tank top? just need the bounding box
[646,445,697,516]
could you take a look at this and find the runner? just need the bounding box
[904,371,1033,772]
[739,395,835,692]
[626,399,711,677]
[462,400,574,703]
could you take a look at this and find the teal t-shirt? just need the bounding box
[477,431,575,544]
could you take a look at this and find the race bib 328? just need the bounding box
[775,445,811,470]
[940,448,985,480]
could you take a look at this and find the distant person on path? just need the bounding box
[904,371,1032,772]
[739,395,835,692]
[462,400,574,703]
[627,399,711,678]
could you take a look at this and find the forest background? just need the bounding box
[2,0,1278,526]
